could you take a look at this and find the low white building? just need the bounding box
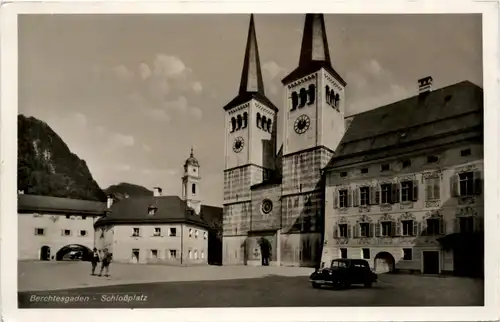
[18,193,106,261]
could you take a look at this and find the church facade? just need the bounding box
[221,13,484,274]
[222,14,346,267]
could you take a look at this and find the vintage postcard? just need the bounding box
[1,0,499,321]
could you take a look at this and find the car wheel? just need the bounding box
[364,282,372,288]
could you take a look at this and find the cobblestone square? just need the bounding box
[18,261,483,308]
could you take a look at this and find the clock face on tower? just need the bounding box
[233,137,244,153]
[294,114,311,134]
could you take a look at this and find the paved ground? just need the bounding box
[18,261,483,308]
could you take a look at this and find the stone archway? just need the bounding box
[56,244,92,261]
[40,246,51,261]
[374,251,396,274]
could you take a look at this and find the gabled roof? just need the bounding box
[282,14,346,86]
[94,195,222,228]
[223,14,278,113]
[18,194,107,215]
[324,80,483,170]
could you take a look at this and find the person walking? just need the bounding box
[98,248,112,277]
[90,247,100,275]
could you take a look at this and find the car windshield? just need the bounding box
[330,260,348,268]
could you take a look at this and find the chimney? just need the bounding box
[107,195,113,209]
[418,76,433,95]
[153,187,162,197]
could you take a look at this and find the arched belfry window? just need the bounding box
[308,84,316,104]
[325,85,330,104]
[242,112,248,128]
[192,183,196,194]
[291,92,299,111]
[267,119,272,132]
[334,93,340,108]
[261,115,267,131]
[231,117,236,132]
[256,113,261,128]
[329,90,336,106]
[299,88,308,107]
[237,114,242,130]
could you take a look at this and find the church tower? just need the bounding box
[279,14,347,266]
[222,14,278,264]
[182,148,202,215]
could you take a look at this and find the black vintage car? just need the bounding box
[309,258,377,289]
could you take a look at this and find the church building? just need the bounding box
[221,13,484,276]
[95,149,222,265]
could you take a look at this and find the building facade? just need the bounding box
[222,14,347,267]
[221,14,484,275]
[18,193,106,261]
[94,149,222,266]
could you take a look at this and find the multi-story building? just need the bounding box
[221,13,484,276]
[94,149,222,265]
[18,193,106,261]
[322,78,484,276]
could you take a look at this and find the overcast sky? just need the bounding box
[18,14,482,206]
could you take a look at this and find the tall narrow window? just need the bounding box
[192,183,196,194]
[459,172,474,196]
[291,92,299,110]
[325,85,330,104]
[334,93,340,107]
[425,177,440,200]
[231,117,236,132]
[261,115,267,131]
[242,112,248,128]
[339,189,348,208]
[237,114,242,130]
[307,84,316,104]
[256,113,261,128]
[360,187,370,206]
[267,119,272,132]
[299,88,307,107]
[329,90,336,105]
[381,184,392,204]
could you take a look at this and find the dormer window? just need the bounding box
[148,205,157,215]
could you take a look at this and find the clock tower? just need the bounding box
[279,14,347,266]
[222,14,278,264]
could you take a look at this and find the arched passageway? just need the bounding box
[56,244,93,261]
[374,252,396,274]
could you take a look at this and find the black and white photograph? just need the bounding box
[1,0,499,321]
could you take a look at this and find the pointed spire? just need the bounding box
[190,147,194,158]
[282,14,346,86]
[299,14,331,67]
[239,14,265,95]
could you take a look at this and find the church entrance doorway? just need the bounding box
[40,246,51,261]
[258,237,271,266]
